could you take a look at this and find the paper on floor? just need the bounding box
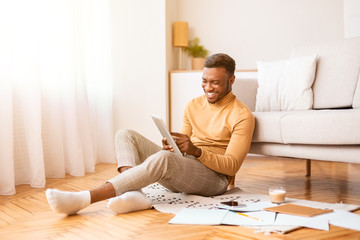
[274,209,360,231]
[221,211,276,226]
[169,209,228,225]
[216,201,277,212]
[274,213,330,231]
[328,210,360,231]
[169,209,276,226]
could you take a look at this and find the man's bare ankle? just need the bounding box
[119,166,132,173]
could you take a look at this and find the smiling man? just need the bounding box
[46,53,255,216]
[167,53,255,186]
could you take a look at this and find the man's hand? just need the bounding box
[161,137,175,152]
[170,132,202,158]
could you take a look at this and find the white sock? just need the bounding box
[107,190,152,214]
[46,189,91,215]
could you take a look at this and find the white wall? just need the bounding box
[344,0,360,38]
[177,0,344,69]
[111,0,167,143]
[166,0,179,72]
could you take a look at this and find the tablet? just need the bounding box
[151,114,182,156]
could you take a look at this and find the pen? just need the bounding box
[237,212,261,221]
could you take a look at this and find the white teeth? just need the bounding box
[207,93,215,96]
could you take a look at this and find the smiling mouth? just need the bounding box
[206,92,216,98]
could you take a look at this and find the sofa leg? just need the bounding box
[305,159,311,177]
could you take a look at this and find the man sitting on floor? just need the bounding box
[46,53,255,215]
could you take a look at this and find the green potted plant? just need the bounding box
[184,38,209,70]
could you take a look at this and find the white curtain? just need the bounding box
[0,0,116,195]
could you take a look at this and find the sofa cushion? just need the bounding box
[353,74,360,109]
[255,54,317,112]
[290,37,360,109]
[281,109,360,145]
[252,111,289,143]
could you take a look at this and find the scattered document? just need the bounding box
[222,211,276,226]
[274,213,330,231]
[327,210,360,231]
[168,207,360,233]
[169,208,276,226]
[168,201,360,233]
[169,209,228,225]
[273,209,360,231]
[216,201,277,212]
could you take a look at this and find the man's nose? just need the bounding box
[204,82,213,91]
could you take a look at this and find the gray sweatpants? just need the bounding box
[108,129,229,197]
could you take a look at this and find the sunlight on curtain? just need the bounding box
[0,0,115,195]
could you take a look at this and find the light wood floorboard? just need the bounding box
[0,155,359,240]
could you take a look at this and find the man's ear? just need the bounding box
[229,75,235,86]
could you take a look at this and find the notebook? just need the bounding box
[264,203,333,217]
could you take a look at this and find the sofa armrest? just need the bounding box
[233,78,258,111]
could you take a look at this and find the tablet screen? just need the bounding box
[151,114,182,156]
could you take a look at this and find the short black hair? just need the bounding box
[204,53,236,77]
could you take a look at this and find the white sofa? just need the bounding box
[233,37,360,175]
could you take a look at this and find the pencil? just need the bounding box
[237,212,261,221]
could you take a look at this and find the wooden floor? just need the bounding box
[1,155,360,240]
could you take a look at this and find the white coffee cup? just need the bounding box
[269,186,286,204]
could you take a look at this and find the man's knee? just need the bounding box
[115,128,134,140]
[115,129,143,145]
[150,150,173,165]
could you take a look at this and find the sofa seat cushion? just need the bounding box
[252,111,288,143]
[253,109,360,145]
[281,109,360,145]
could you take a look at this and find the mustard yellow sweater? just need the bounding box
[181,91,255,182]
